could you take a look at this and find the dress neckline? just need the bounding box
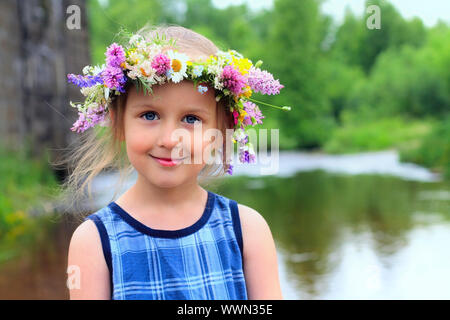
[108,190,215,238]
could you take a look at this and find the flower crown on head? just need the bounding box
[67,30,291,175]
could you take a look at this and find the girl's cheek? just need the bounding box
[126,126,153,153]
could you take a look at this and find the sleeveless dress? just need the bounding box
[84,190,248,300]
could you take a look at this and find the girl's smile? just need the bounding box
[149,154,188,167]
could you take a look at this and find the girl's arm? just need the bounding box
[238,204,283,299]
[67,220,111,299]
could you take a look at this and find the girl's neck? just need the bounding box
[116,173,206,212]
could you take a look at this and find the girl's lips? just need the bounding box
[150,155,186,167]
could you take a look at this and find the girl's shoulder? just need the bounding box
[236,203,269,233]
[235,202,275,259]
[69,204,112,249]
[210,191,268,230]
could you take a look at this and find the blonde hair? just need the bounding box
[52,24,235,217]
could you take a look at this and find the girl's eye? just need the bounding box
[140,112,201,124]
[141,111,159,121]
[183,115,201,124]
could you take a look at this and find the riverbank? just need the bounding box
[321,115,449,179]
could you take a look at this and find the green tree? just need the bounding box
[88,0,162,64]
[359,0,426,72]
[267,0,334,149]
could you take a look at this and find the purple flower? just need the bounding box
[106,43,126,68]
[248,67,284,95]
[220,65,247,96]
[102,66,127,92]
[226,164,233,175]
[67,74,103,88]
[151,53,171,75]
[243,101,264,125]
[238,148,256,164]
[71,104,107,133]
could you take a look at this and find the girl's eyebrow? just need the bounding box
[131,103,211,115]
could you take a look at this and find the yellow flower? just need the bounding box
[171,59,182,72]
[125,48,136,57]
[206,55,217,64]
[187,61,193,66]
[232,57,252,74]
[238,110,247,122]
[240,86,252,99]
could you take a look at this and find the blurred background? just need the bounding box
[0,0,449,299]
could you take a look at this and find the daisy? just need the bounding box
[166,50,189,83]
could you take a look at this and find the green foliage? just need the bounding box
[0,145,59,262]
[399,114,450,179]
[323,115,434,154]
[346,25,450,119]
[359,0,426,72]
[87,0,162,64]
[267,0,335,149]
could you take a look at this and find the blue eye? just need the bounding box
[183,115,201,124]
[140,112,201,124]
[142,111,159,121]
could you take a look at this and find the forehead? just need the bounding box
[126,81,216,114]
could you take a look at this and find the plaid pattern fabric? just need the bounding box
[85,190,247,300]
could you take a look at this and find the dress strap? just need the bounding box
[229,200,244,262]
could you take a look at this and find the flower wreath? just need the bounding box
[67,31,291,175]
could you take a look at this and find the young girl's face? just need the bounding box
[122,80,219,188]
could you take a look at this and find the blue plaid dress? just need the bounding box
[84,190,247,300]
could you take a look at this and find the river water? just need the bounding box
[0,150,448,299]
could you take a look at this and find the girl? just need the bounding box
[64,24,286,300]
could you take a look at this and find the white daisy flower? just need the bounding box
[166,50,189,83]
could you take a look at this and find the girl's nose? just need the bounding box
[156,121,181,150]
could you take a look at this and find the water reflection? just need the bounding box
[214,170,450,299]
